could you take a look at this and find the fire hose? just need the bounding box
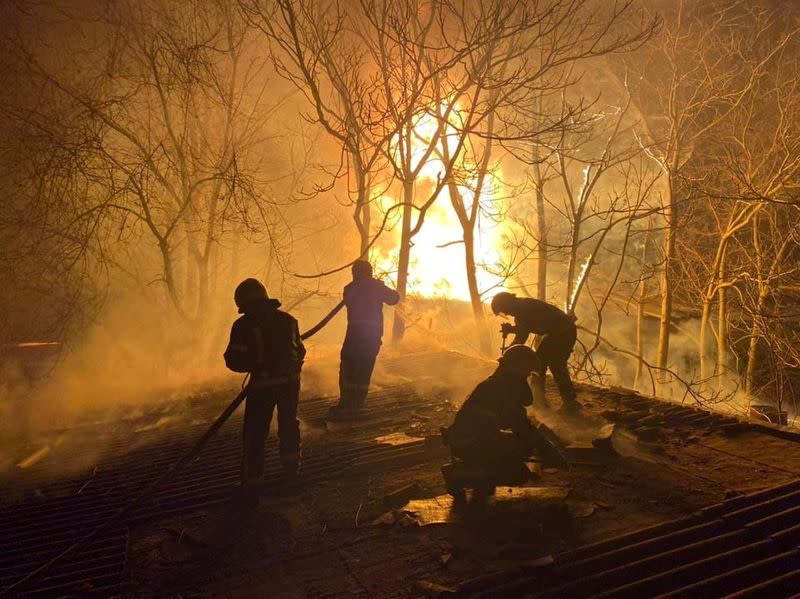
[2,303,346,596]
[300,300,344,340]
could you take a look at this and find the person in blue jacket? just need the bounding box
[332,260,399,416]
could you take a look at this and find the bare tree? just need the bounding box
[242,0,393,256]
[709,41,800,406]
[0,89,104,341]
[6,0,285,326]
[512,96,661,385]
[371,0,657,341]
[741,209,800,406]
[434,94,500,355]
[246,0,657,344]
[621,1,795,375]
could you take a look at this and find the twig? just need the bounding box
[354,502,363,528]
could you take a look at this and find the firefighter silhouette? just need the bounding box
[333,260,399,415]
[224,279,306,500]
[491,292,580,411]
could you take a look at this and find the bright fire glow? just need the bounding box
[370,106,509,301]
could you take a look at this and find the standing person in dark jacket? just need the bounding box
[491,292,580,411]
[224,278,306,500]
[332,260,399,416]
[445,345,546,469]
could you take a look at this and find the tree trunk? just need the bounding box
[355,163,371,256]
[656,176,676,374]
[197,252,210,319]
[463,225,492,356]
[744,323,761,397]
[159,238,187,320]
[745,281,774,399]
[745,216,764,397]
[634,229,650,390]
[698,235,731,381]
[699,294,713,380]
[714,244,729,386]
[565,220,581,310]
[699,206,758,380]
[391,178,414,342]
[361,193,371,258]
[182,230,193,311]
[531,155,547,301]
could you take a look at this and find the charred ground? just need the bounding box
[2,351,800,597]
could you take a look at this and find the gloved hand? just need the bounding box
[500,322,516,335]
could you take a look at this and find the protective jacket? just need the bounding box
[505,298,578,404]
[224,298,306,379]
[343,277,400,345]
[511,298,575,345]
[224,297,304,489]
[449,368,533,444]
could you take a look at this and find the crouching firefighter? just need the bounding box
[332,260,399,416]
[491,292,580,412]
[224,278,306,498]
[443,345,557,477]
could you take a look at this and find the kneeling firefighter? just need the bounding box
[224,278,306,496]
[445,345,554,472]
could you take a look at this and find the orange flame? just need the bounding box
[372,107,510,301]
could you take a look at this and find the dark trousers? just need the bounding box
[537,324,578,403]
[451,430,530,473]
[241,381,300,487]
[338,339,380,411]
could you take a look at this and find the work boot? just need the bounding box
[327,403,359,420]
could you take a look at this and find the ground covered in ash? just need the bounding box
[3,351,800,597]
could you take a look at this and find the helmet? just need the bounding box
[352,260,373,280]
[498,344,541,372]
[234,278,268,313]
[491,292,516,315]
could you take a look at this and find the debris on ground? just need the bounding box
[563,444,612,465]
[399,495,455,526]
[6,352,800,597]
[631,426,662,442]
[374,432,425,446]
[384,482,423,508]
[371,511,397,526]
[398,487,571,526]
[414,579,457,597]
[591,423,617,453]
[568,501,596,518]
